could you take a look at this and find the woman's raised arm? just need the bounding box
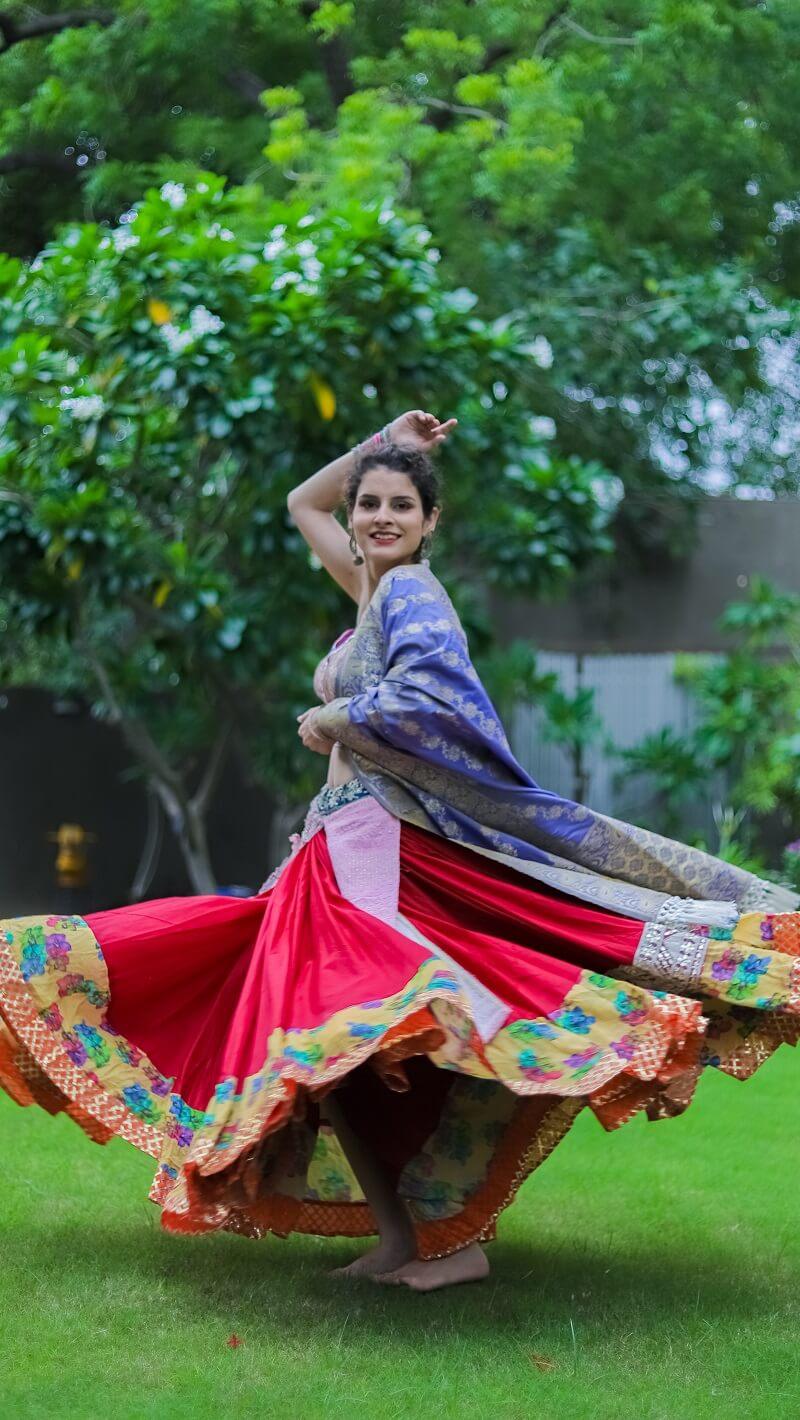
[286,427,391,604]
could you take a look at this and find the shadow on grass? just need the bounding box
[13,1216,793,1338]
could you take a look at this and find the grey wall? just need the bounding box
[510,650,721,835]
[492,497,800,653]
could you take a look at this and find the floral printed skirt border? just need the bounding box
[1,784,799,1259]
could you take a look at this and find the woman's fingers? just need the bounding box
[299,727,333,754]
[431,418,458,442]
[297,706,335,753]
[399,411,457,447]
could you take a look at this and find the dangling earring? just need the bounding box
[420,532,433,559]
[349,529,364,565]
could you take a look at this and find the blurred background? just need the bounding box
[1,0,799,914]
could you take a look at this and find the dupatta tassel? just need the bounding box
[655,896,739,931]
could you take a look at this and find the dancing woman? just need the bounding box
[1,409,798,1293]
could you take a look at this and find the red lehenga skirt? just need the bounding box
[2,781,799,1258]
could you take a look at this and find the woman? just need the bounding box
[1,409,798,1294]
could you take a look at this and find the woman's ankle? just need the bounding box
[374,1203,416,1248]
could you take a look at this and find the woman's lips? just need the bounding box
[370,533,400,543]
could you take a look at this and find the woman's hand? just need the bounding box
[296,706,335,755]
[388,410,457,451]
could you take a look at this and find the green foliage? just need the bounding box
[615,728,705,838]
[780,844,800,894]
[450,439,619,590]
[3,3,800,877]
[2,0,800,519]
[474,639,560,722]
[620,579,800,869]
[680,580,800,822]
[0,177,619,881]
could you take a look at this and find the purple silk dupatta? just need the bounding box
[313,563,796,919]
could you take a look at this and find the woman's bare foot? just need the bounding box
[329,1233,419,1279]
[374,1242,489,1292]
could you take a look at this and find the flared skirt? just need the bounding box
[2,786,799,1258]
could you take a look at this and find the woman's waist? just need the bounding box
[326,741,357,789]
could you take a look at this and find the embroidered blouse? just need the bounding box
[313,627,358,787]
[312,627,355,706]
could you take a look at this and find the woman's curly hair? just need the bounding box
[344,441,443,562]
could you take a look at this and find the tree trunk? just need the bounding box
[129,782,163,901]
[146,774,216,893]
[179,798,218,895]
[79,636,228,895]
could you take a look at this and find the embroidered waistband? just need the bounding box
[314,778,371,817]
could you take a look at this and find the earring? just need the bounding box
[420,532,433,558]
[349,529,364,565]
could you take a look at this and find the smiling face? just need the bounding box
[349,466,439,573]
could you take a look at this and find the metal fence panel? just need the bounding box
[510,652,718,837]
[509,652,578,803]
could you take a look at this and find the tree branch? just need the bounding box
[129,782,163,901]
[78,637,186,802]
[562,17,638,46]
[299,0,354,108]
[224,66,268,108]
[534,4,572,56]
[419,95,508,132]
[481,42,514,73]
[0,10,114,52]
[71,601,219,892]
[318,31,353,107]
[480,41,517,73]
[0,487,35,511]
[191,720,233,817]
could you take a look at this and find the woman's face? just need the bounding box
[349,467,439,571]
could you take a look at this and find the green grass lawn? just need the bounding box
[2,1051,799,1420]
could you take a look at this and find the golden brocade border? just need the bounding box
[159,1093,584,1261]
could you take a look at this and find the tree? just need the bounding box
[0,175,620,887]
[2,2,800,518]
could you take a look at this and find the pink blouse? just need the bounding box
[312,627,355,705]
